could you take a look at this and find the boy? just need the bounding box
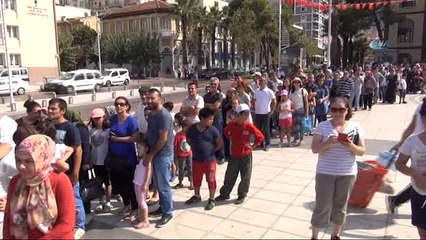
[186,107,223,210]
[215,103,264,204]
[174,119,193,190]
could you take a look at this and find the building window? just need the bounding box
[7,26,18,40]
[161,17,170,30]
[151,17,158,31]
[300,7,306,12]
[102,23,109,35]
[5,0,15,10]
[0,54,4,66]
[398,53,412,64]
[9,54,20,66]
[116,22,123,33]
[401,0,415,7]
[129,19,137,32]
[397,19,414,43]
[123,21,129,33]
[140,18,149,31]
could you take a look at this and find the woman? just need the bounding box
[17,100,46,125]
[3,135,75,239]
[385,67,398,104]
[352,69,364,111]
[395,98,426,239]
[289,77,309,146]
[315,75,329,124]
[310,97,366,240]
[362,71,376,111]
[109,96,139,218]
[236,82,253,123]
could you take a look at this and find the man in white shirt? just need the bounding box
[134,86,150,135]
[180,82,204,124]
[252,74,277,151]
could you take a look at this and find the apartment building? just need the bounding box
[92,0,177,10]
[0,0,59,83]
[293,0,328,55]
[378,0,426,64]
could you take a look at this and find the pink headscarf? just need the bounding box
[10,134,58,239]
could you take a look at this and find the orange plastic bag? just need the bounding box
[349,160,388,208]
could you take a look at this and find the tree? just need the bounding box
[71,25,97,68]
[191,6,208,68]
[228,0,245,68]
[58,34,77,72]
[230,7,258,67]
[219,6,231,69]
[129,32,161,74]
[206,5,223,67]
[101,33,131,67]
[173,0,198,67]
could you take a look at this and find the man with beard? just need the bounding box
[180,82,204,124]
[144,89,174,228]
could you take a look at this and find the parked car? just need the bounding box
[0,78,30,95]
[0,67,30,81]
[42,69,103,94]
[102,68,130,87]
[204,68,230,80]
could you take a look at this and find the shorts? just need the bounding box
[411,189,426,230]
[279,118,293,129]
[192,160,216,190]
[93,164,111,187]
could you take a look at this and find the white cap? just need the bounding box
[236,103,252,113]
[253,72,262,77]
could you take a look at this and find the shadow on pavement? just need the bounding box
[84,218,154,239]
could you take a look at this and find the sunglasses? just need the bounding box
[114,102,127,107]
[330,107,347,113]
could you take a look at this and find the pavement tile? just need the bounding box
[384,222,419,239]
[273,174,314,186]
[240,197,289,215]
[201,232,235,239]
[228,208,280,228]
[211,219,268,239]
[253,190,298,204]
[149,222,206,239]
[291,195,316,209]
[300,186,316,197]
[253,165,285,174]
[287,162,317,172]
[264,181,306,195]
[281,168,316,179]
[249,178,270,188]
[271,216,312,238]
[191,203,238,218]
[282,205,314,221]
[342,215,388,236]
[251,170,278,181]
[261,229,307,239]
[173,211,224,232]
[257,159,292,168]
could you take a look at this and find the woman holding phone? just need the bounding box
[310,97,366,240]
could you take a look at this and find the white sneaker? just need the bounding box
[74,228,85,239]
[104,202,113,212]
[94,204,104,213]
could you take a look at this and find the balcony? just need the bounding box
[160,29,174,38]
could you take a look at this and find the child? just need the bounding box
[226,97,239,124]
[215,103,264,204]
[133,139,152,229]
[173,119,193,190]
[88,108,113,213]
[278,90,294,147]
[186,107,223,210]
[399,73,407,104]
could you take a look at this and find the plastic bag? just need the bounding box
[377,150,397,171]
[301,117,312,134]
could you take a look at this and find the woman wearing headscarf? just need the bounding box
[3,134,75,239]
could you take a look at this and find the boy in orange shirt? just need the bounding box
[215,103,264,204]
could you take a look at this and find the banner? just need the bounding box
[282,0,409,11]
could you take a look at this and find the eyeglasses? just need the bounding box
[330,107,347,113]
[114,102,126,107]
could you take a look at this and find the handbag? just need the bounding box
[106,154,128,171]
[80,169,104,202]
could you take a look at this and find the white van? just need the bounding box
[102,68,130,87]
[42,69,103,94]
[0,68,30,81]
[0,78,30,95]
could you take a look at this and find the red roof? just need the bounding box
[102,0,173,19]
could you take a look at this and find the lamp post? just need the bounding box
[327,0,332,67]
[96,11,102,71]
[1,0,15,111]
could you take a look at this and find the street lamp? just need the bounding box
[0,0,15,111]
[96,11,102,72]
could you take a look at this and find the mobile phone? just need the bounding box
[110,131,117,137]
[337,133,349,142]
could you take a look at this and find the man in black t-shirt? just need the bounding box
[48,98,85,238]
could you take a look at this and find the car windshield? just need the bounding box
[59,73,75,80]
[102,71,113,76]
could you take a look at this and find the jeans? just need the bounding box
[379,86,387,102]
[399,89,406,103]
[152,154,174,216]
[219,154,252,198]
[213,118,225,160]
[254,114,271,146]
[353,88,361,109]
[74,182,86,230]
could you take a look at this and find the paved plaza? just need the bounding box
[80,93,423,239]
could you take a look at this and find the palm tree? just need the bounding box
[219,6,231,69]
[173,0,198,67]
[192,6,208,68]
[206,5,223,67]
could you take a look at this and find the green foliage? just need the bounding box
[71,26,98,68]
[58,34,77,71]
[101,33,131,67]
[229,7,258,59]
[129,32,161,69]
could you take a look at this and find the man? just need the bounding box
[144,88,174,228]
[48,98,84,239]
[373,67,386,103]
[250,72,261,96]
[267,72,283,93]
[180,82,204,124]
[252,74,277,151]
[215,104,264,205]
[134,86,150,135]
[338,71,354,101]
[204,77,225,164]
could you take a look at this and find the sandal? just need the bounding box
[134,222,150,229]
[147,199,159,206]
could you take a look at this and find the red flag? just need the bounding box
[362,3,367,9]
[335,4,341,10]
[376,2,382,8]
[369,2,375,9]
[342,4,348,10]
[355,3,361,9]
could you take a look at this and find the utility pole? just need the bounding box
[327,0,332,67]
[1,0,15,111]
[96,11,102,71]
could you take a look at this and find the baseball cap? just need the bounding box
[236,103,252,114]
[91,108,105,118]
[253,72,262,77]
[281,90,288,96]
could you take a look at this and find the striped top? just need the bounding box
[314,120,365,176]
[338,79,354,97]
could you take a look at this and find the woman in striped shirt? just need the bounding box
[310,97,366,240]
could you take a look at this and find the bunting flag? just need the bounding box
[282,0,410,11]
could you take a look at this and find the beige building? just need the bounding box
[379,0,426,64]
[0,0,59,83]
[57,15,98,35]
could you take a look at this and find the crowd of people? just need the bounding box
[0,62,424,239]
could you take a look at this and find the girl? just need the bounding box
[289,77,309,146]
[399,73,407,104]
[315,75,329,124]
[395,97,426,239]
[88,108,112,213]
[278,90,294,147]
[133,140,152,229]
[173,119,193,190]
